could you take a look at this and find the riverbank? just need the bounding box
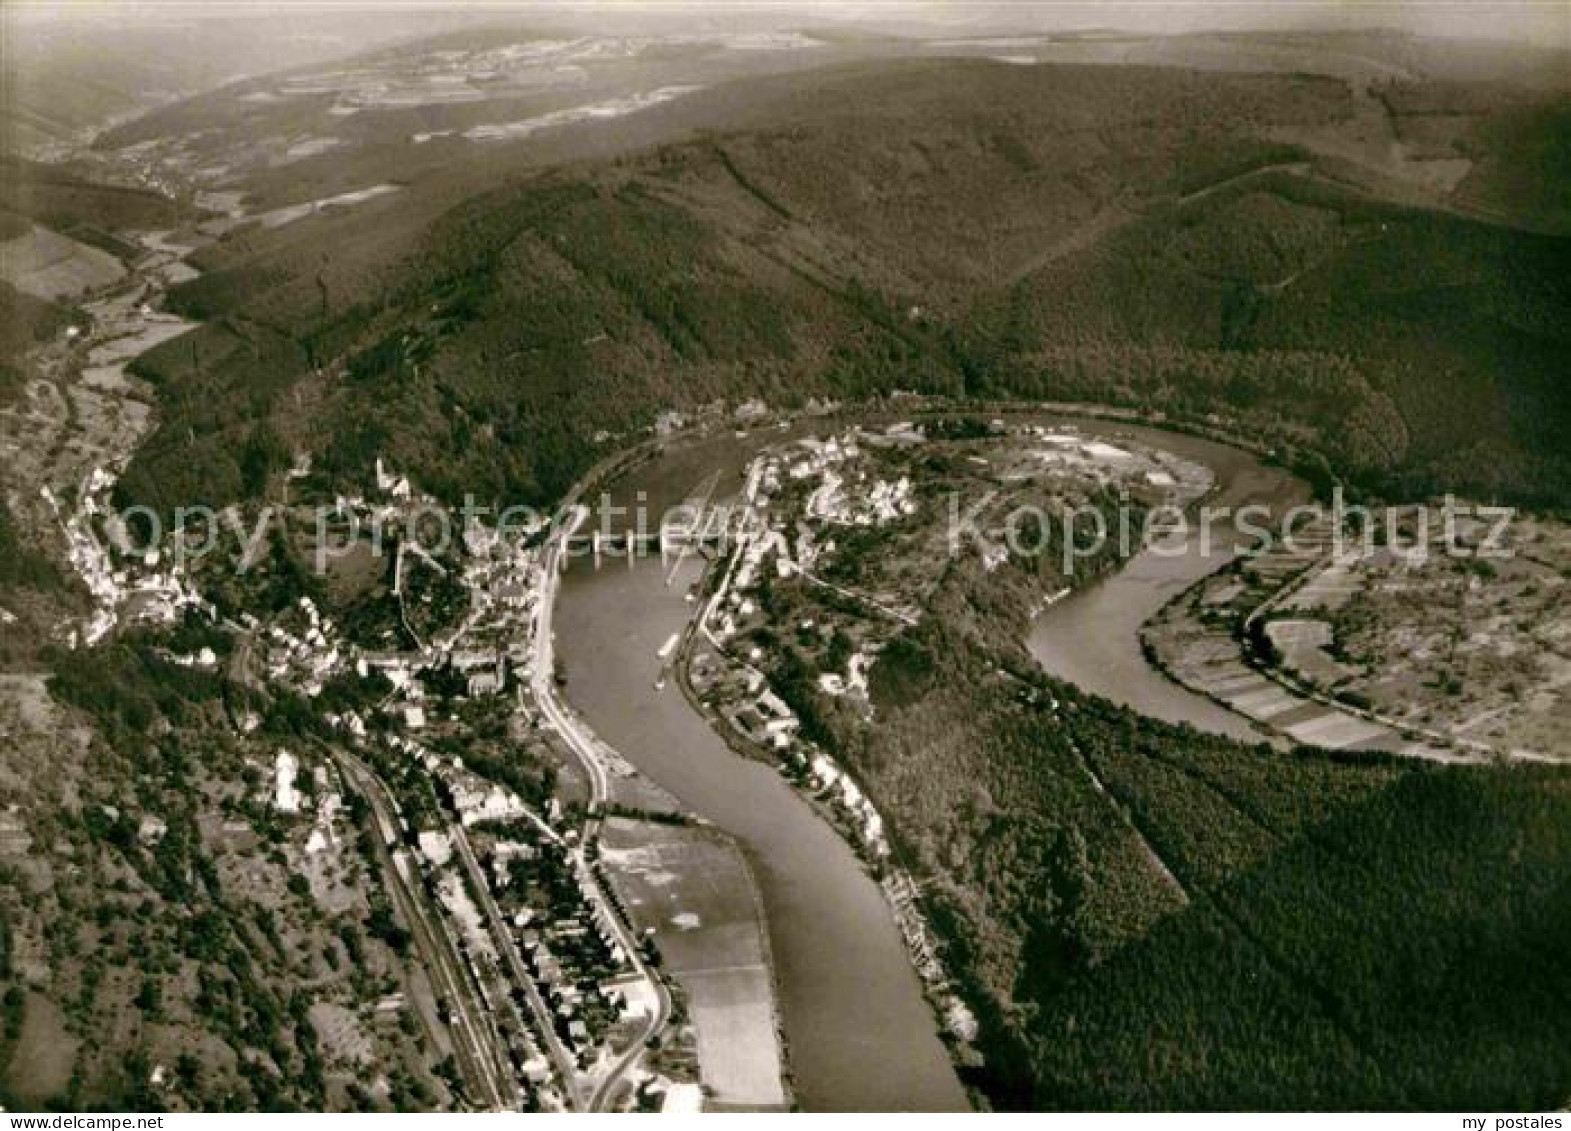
[591,408,1305,1107]
[557,530,969,1110]
[665,458,985,1068]
[596,817,789,1109]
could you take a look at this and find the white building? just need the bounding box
[274,750,301,813]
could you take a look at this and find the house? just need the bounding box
[810,754,840,789]
[374,457,410,499]
[454,783,526,826]
[418,830,453,867]
[734,398,769,423]
[757,689,792,721]
[604,975,657,1021]
[274,750,301,813]
[450,649,496,672]
[467,669,503,696]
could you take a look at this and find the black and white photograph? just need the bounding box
[0,0,1568,1117]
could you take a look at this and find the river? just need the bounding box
[555,419,969,1110]
[552,415,1303,1110]
[1024,422,1306,743]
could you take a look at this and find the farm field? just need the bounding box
[598,818,786,1109]
[0,223,123,300]
[1288,514,1571,757]
[1145,506,1571,761]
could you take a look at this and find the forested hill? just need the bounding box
[119,57,1571,518]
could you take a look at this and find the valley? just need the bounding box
[1,8,1569,1114]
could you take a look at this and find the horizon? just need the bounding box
[5,0,1568,48]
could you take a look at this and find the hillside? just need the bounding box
[1023,763,1571,1109]
[0,158,183,237]
[7,31,1571,1114]
[839,565,1571,1110]
[966,167,1571,504]
[658,419,1571,1110]
[117,57,1571,522]
[0,7,512,157]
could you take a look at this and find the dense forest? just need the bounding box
[17,52,1570,1111]
[792,534,1571,1109]
[964,170,1571,506]
[116,60,1571,526]
[1026,766,1571,1108]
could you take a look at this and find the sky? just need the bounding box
[6,0,1568,46]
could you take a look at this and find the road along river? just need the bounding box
[552,414,1304,1108]
[554,420,969,1111]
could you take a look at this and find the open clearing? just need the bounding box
[0,224,124,300]
[599,818,786,1109]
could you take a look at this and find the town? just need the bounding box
[54,442,701,1110]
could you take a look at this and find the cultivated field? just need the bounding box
[598,818,786,1109]
[1146,509,1571,761]
[0,224,123,300]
